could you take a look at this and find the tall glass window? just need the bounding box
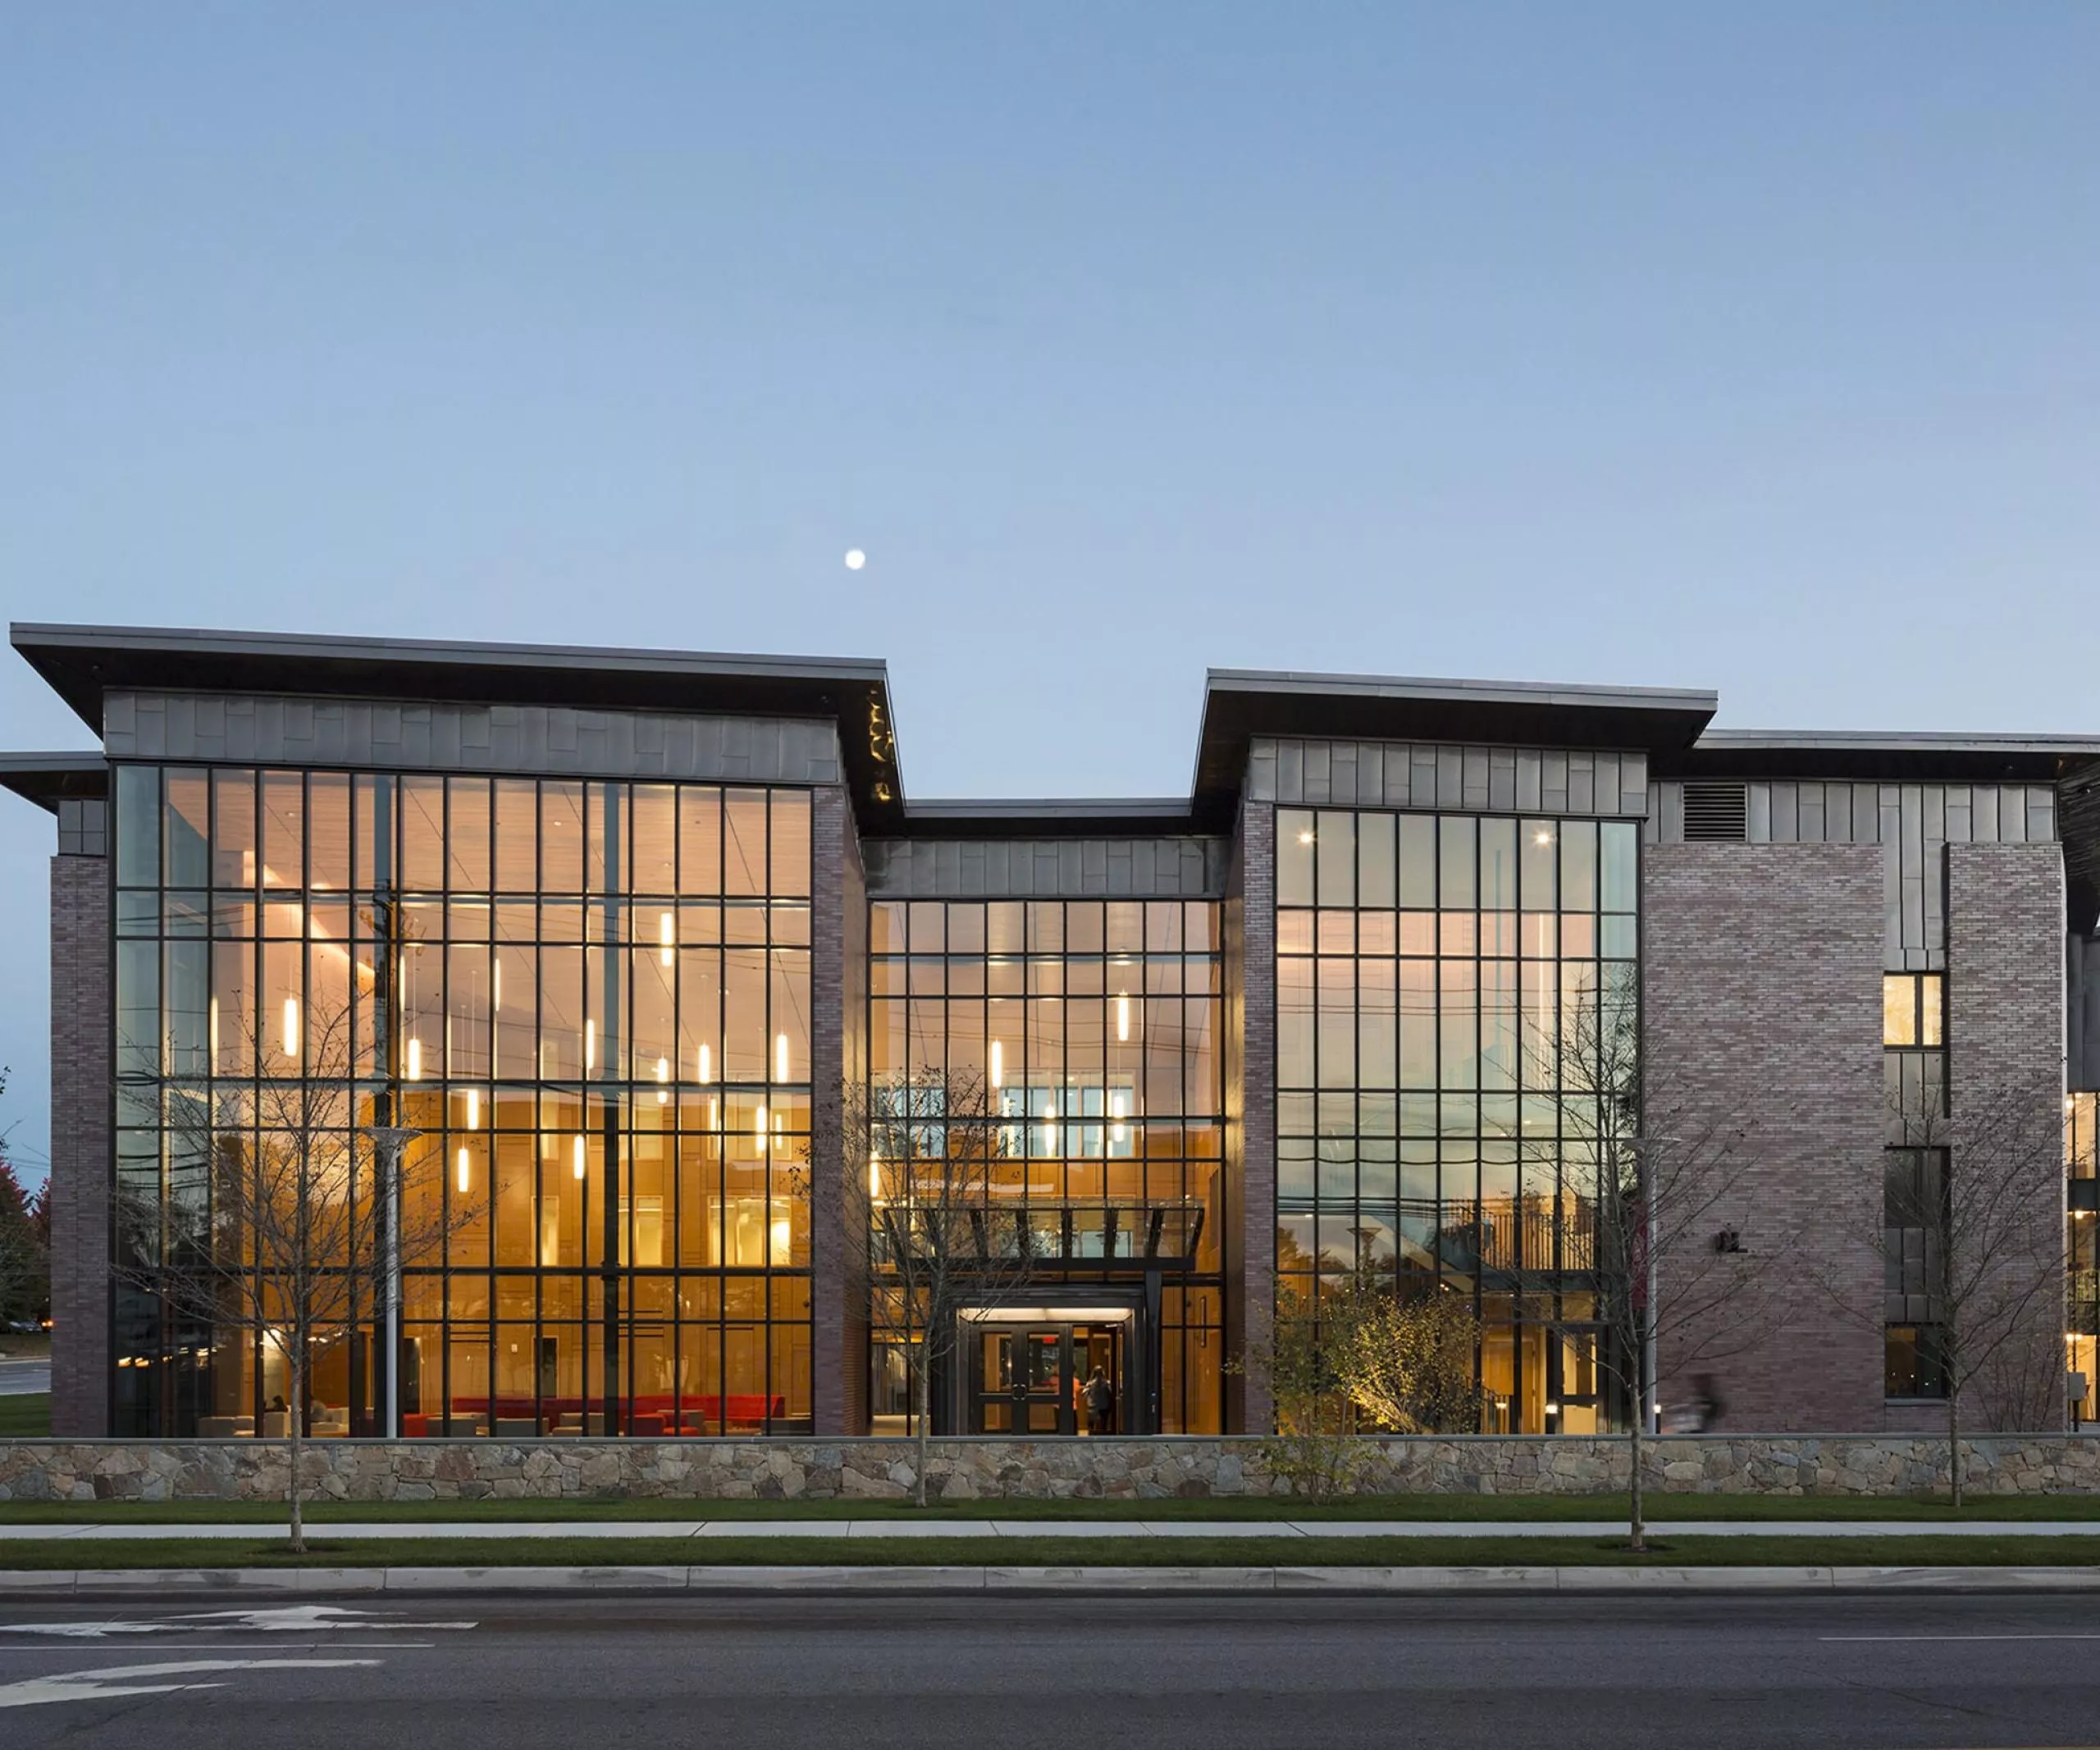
[1275,806,1640,1434]
[865,898,1226,1432]
[111,764,815,1437]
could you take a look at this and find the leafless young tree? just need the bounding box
[1859,1072,2067,1507]
[842,1064,1037,1508]
[1549,980,1795,1551]
[116,998,482,1551]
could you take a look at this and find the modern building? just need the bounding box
[5,622,2098,1442]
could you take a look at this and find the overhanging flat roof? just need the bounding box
[11,622,906,829]
[0,752,108,813]
[1672,731,2100,784]
[900,797,1204,839]
[1193,669,1719,824]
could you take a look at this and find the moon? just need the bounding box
[844,549,866,571]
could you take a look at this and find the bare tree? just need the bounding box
[1551,980,1794,1552]
[116,998,482,1551]
[843,1065,1036,1508]
[1863,1073,2066,1507]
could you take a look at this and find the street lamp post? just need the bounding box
[365,1125,422,1437]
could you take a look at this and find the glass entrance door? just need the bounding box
[975,1326,1071,1434]
[968,1320,1128,1435]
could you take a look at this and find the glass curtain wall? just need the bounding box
[865,898,1226,1432]
[1275,806,1641,1434]
[2068,1090,2096,1422]
[110,762,814,1437]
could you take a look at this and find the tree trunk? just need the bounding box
[1628,1341,1648,1553]
[287,1342,307,1555]
[915,1358,931,1510]
[1948,1378,1963,1510]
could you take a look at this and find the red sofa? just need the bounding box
[406,1393,790,1436]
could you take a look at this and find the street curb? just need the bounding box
[4,1564,2100,1597]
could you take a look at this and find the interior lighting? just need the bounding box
[990,1040,1004,1090]
[573,1134,587,1181]
[1116,994,1130,1043]
[656,1056,671,1104]
[1534,829,1554,846]
[660,911,676,966]
[698,1043,713,1084]
[869,1143,883,1201]
[493,958,502,1012]
[776,1032,791,1081]
[281,997,299,1058]
[465,1088,480,1131]
[585,1019,595,1073]
[1297,830,1313,845]
[406,1036,422,1081]
[756,1103,768,1149]
[456,1146,471,1195]
[1111,1091,1127,1145]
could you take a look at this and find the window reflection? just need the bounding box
[1276,806,1641,1435]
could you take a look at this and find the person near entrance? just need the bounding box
[1084,1366,1116,1436]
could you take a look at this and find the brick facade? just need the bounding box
[1643,844,1888,1431]
[807,783,860,1435]
[48,852,111,1437]
[1938,841,2065,1432]
[1225,797,1275,1433]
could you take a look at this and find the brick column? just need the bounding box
[807,784,866,1433]
[1643,843,1886,1432]
[1947,841,2066,1432]
[49,853,112,1437]
[1225,797,1276,1433]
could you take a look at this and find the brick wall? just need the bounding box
[1644,844,1887,1431]
[1940,842,2065,1432]
[1225,797,1275,1433]
[807,784,859,1435]
[48,853,111,1437]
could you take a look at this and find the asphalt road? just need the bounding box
[3,1591,2100,1748]
[0,1359,50,1396]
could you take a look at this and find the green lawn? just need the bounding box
[0,1396,50,1439]
[0,1532,2097,1572]
[4,1488,2100,1525]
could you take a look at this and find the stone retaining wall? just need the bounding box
[3,1434,2100,1504]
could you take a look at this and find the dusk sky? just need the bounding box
[2,5,2096,1186]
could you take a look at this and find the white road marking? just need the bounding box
[0,1656,377,1709]
[0,1604,474,1638]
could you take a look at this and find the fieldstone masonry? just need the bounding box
[5,1435,2100,1503]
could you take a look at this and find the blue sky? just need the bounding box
[2,5,2095,1186]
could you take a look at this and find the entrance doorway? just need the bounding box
[967,1316,1126,1436]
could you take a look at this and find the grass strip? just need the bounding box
[6,1490,2100,1526]
[0,1397,51,1439]
[0,1533,2096,1571]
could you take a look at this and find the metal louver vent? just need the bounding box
[1682,780,1749,842]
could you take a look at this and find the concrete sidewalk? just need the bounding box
[4,1563,2100,1596]
[5,1517,2100,1541]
